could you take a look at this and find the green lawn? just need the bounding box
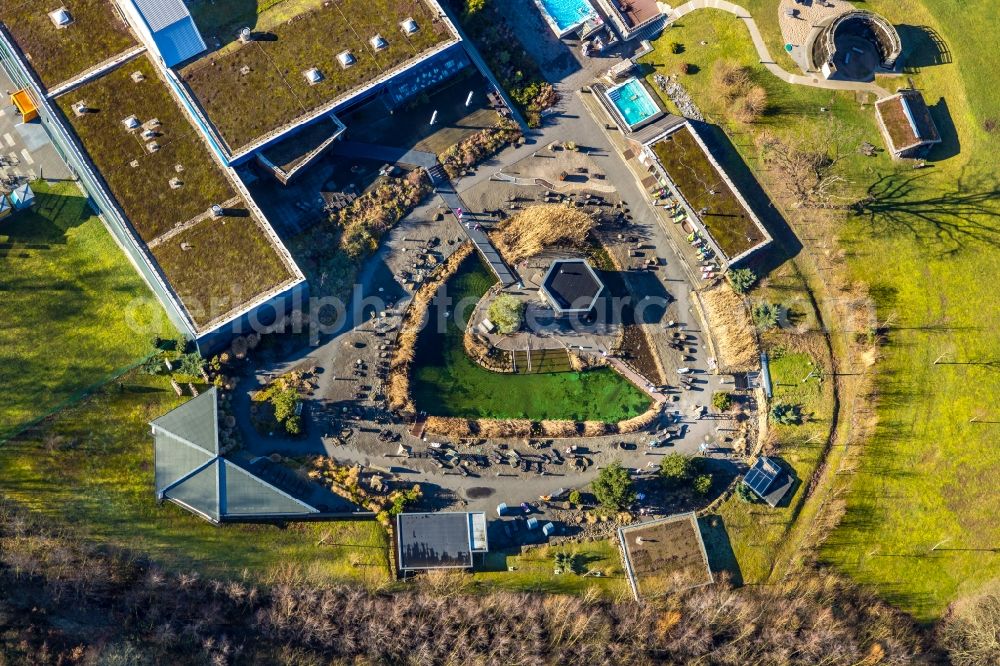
[0,370,393,585]
[474,539,629,598]
[644,1,1000,619]
[714,335,833,583]
[0,180,172,438]
[411,256,651,421]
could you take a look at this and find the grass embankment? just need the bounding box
[712,265,834,583]
[0,370,392,585]
[0,0,136,88]
[410,255,650,421]
[644,1,1000,618]
[0,180,172,438]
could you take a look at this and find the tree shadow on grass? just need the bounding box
[850,170,1000,256]
[0,188,92,247]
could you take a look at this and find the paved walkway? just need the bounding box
[604,355,668,404]
[667,0,891,98]
[435,179,518,285]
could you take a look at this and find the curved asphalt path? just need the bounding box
[667,0,891,98]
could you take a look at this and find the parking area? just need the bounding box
[0,67,74,184]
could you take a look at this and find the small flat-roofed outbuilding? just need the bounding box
[875,89,941,159]
[396,512,488,571]
[743,455,793,507]
[618,513,713,600]
[539,259,604,315]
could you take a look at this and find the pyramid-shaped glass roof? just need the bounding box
[150,388,317,523]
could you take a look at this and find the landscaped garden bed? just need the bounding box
[0,0,136,88]
[405,253,651,423]
[439,117,521,178]
[181,0,455,152]
[450,0,557,127]
[650,125,767,259]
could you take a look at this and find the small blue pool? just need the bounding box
[605,77,663,130]
[534,0,597,36]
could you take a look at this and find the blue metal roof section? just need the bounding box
[131,0,207,67]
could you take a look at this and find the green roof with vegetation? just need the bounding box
[181,0,455,153]
[651,125,767,259]
[56,54,296,329]
[0,0,137,88]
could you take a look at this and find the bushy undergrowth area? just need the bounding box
[439,118,522,178]
[452,0,557,126]
[0,502,937,665]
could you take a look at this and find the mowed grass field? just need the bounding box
[0,371,393,586]
[644,0,1000,619]
[0,181,172,438]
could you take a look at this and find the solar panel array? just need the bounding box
[743,459,777,497]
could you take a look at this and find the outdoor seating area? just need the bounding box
[55,54,299,330]
[179,0,458,154]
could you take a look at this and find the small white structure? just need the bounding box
[71,100,89,117]
[146,140,160,153]
[400,17,419,35]
[303,67,324,85]
[336,50,356,68]
[48,7,74,28]
[131,70,146,83]
[122,115,141,130]
[370,34,388,50]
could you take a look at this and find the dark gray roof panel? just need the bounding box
[397,513,474,570]
[150,389,219,455]
[164,459,220,522]
[221,461,318,517]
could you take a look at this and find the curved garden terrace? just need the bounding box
[409,253,651,422]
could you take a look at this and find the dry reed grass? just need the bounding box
[701,285,759,372]
[491,205,595,264]
[388,243,474,412]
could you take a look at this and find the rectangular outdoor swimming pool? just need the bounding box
[533,0,598,37]
[605,77,664,130]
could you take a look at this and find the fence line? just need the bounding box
[0,352,159,446]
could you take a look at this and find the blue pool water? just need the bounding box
[536,0,597,34]
[606,78,662,128]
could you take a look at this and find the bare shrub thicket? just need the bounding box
[712,61,768,124]
[491,204,595,264]
[938,586,1000,666]
[0,502,936,664]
